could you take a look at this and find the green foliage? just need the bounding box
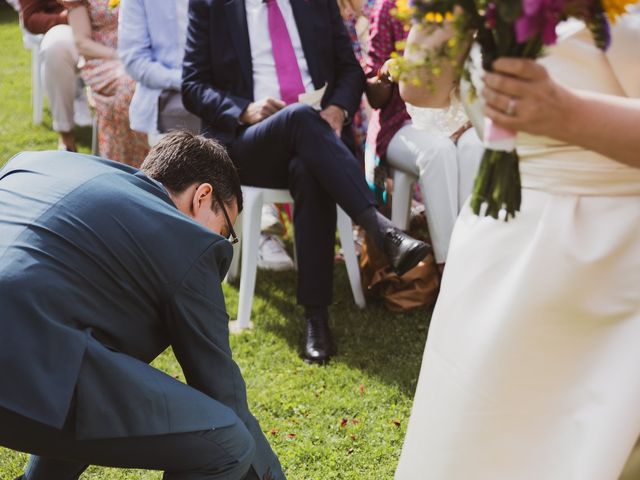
[0,6,432,478]
[496,1,522,23]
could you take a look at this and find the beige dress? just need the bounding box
[395,13,640,480]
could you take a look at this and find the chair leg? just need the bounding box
[91,115,98,156]
[391,169,414,231]
[236,189,263,330]
[289,204,298,270]
[337,207,366,309]
[226,211,242,283]
[32,46,43,126]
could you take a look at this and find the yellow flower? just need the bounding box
[424,9,453,24]
[108,0,120,9]
[395,0,412,17]
[603,0,635,22]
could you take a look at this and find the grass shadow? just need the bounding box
[75,125,94,153]
[0,5,18,26]
[227,261,432,397]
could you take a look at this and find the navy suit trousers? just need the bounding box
[0,406,259,480]
[229,104,375,306]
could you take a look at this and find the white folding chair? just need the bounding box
[20,22,44,126]
[227,186,366,330]
[390,169,417,230]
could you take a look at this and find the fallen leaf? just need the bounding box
[351,418,360,425]
[347,448,355,455]
[287,433,297,439]
[359,384,365,395]
[350,434,357,441]
[340,418,348,428]
[392,419,401,427]
[270,428,280,436]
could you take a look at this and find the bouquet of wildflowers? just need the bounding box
[395,0,635,220]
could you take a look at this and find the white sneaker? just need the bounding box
[261,204,286,236]
[258,234,295,271]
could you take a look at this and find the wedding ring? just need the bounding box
[506,98,517,116]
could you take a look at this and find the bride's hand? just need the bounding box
[481,58,573,138]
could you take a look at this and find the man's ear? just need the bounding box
[192,183,213,216]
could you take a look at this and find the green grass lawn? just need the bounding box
[0,5,432,478]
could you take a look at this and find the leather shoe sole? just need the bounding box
[393,241,430,277]
[303,344,336,365]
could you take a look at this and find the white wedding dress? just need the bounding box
[395,12,640,480]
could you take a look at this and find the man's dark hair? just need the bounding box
[141,131,242,212]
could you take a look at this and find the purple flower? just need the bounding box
[515,0,565,45]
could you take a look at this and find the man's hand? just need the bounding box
[320,105,346,137]
[239,97,286,125]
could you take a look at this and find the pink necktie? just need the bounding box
[266,0,306,104]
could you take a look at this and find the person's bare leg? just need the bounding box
[58,131,76,152]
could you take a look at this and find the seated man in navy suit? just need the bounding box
[182,0,430,364]
[0,132,284,480]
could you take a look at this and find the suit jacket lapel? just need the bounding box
[224,0,253,94]
[290,0,323,88]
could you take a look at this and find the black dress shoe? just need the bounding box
[383,227,431,276]
[304,313,335,365]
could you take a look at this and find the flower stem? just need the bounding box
[470,149,521,221]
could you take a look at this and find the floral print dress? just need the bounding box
[341,0,375,164]
[61,0,148,167]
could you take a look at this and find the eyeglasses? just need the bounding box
[212,188,239,245]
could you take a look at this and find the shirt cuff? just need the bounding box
[170,70,182,91]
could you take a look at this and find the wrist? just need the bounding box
[555,86,581,144]
[328,104,347,118]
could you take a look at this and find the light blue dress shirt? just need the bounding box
[118,0,189,135]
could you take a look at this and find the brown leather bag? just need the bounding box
[359,212,440,312]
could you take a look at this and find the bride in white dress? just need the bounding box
[395,8,640,480]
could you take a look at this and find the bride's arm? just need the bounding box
[483,58,640,169]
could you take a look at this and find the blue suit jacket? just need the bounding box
[0,152,284,479]
[181,0,365,145]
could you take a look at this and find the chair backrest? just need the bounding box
[6,0,20,12]
[19,18,44,50]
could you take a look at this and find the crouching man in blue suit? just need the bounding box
[0,132,284,480]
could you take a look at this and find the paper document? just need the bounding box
[298,84,327,110]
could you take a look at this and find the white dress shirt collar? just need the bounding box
[244,0,314,101]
